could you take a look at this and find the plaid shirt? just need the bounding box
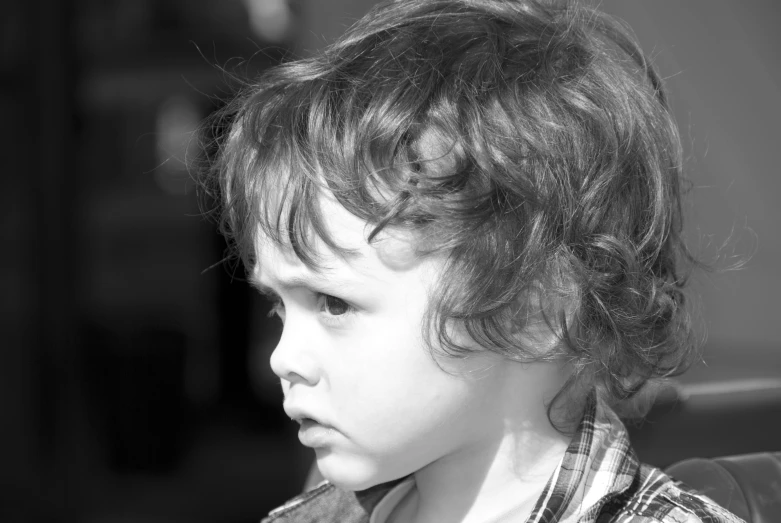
[262,394,744,523]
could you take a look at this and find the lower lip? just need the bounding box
[298,419,337,448]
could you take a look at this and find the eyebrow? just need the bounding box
[248,277,278,298]
[248,272,354,298]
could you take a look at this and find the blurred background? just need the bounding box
[1,1,779,522]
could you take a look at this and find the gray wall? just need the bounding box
[602,1,780,362]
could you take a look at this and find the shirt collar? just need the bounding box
[524,391,640,523]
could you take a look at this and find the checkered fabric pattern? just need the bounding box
[525,394,745,523]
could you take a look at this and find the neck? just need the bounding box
[410,427,569,523]
[395,361,575,523]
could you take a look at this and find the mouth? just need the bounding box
[297,418,337,448]
[284,407,338,447]
[284,406,331,428]
[292,415,333,429]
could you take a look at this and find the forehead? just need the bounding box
[252,192,430,284]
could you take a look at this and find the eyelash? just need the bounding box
[267,298,285,321]
[319,294,352,316]
[266,293,355,326]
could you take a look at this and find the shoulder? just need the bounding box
[260,480,339,523]
[597,465,746,523]
[260,478,403,523]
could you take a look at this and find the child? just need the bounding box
[202,0,744,521]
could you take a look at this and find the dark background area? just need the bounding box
[1,1,779,522]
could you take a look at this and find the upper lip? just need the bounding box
[283,404,332,427]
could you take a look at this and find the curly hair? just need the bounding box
[200,0,700,423]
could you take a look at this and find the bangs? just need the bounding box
[219,52,503,271]
[222,80,419,270]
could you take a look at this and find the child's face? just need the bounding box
[253,195,539,491]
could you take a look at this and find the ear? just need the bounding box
[511,268,580,359]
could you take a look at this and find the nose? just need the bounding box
[269,320,320,386]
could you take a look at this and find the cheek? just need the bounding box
[332,318,477,445]
[318,303,501,488]
[326,258,490,447]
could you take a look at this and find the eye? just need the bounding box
[321,294,350,316]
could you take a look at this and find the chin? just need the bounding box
[315,449,403,492]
